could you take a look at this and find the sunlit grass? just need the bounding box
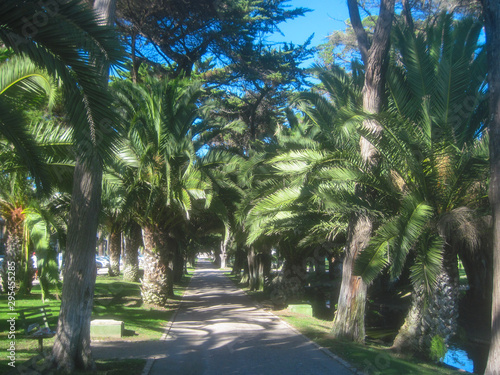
[0,268,193,373]
[275,309,463,375]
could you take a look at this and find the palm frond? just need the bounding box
[410,233,444,296]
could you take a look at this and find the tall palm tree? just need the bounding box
[354,14,489,355]
[242,81,362,298]
[114,77,217,305]
[0,172,32,293]
[0,49,75,295]
[0,50,56,292]
[1,0,124,372]
[0,119,72,296]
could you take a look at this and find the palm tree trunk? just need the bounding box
[392,287,425,353]
[18,238,34,295]
[269,253,307,306]
[213,248,221,268]
[173,245,184,282]
[51,1,116,372]
[232,249,246,276]
[51,155,102,373]
[332,0,394,343]
[108,230,121,276]
[162,231,175,297]
[247,247,262,291]
[141,225,170,305]
[331,214,370,342]
[220,237,229,269]
[240,249,250,285]
[1,228,23,292]
[98,231,105,256]
[392,248,460,356]
[123,221,141,282]
[481,0,500,371]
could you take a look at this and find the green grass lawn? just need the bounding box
[275,310,463,375]
[0,268,193,374]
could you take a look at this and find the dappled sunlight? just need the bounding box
[89,261,350,373]
[142,262,353,375]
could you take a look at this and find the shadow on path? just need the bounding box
[93,261,354,375]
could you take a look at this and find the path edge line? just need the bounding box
[256,301,367,375]
[223,269,366,375]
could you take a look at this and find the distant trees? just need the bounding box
[116,0,309,77]
[50,0,123,372]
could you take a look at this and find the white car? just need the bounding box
[96,256,110,268]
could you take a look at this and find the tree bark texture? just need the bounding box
[123,221,142,282]
[51,155,102,373]
[392,248,460,355]
[247,247,269,291]
[482,0,500,372]
[220,239,228,269]
[173,244,184,282]
[247,247,258,290]
[331,215,370,342]
[0,225,23,292]
[141,225,168,305]
[141,225,175,305]
[108,230,121,276]
[213,250,221,268]
[19,243,34,295]
[332,0,395,343]
[459,236,492,355]
[232,249,246,276]
[269,253,307,307]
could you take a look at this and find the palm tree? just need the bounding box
[0,48,57,192]
[242,84,361,299]
[0,120,72,296]
[354,14,489,355]
[100,180,126,276]
[0,173,32,293]
[122,220,142,282]
[0,49,57,293]
[114,77,217,305]
[1,0,124,371]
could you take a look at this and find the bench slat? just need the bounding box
[17,305,56,353]
[20,312,52,319]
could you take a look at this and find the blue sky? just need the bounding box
[269,0,350,52]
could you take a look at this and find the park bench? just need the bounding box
[18,305,56,353]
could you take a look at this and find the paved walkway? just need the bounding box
[93,261,355,375]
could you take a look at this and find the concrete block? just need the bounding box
[287,304,313,316]
[91,319,124,338]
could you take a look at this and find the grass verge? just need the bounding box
[0,268,193,374]
[275,310,463,375]
[226,272,462,375]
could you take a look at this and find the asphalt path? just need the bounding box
[147,261,354,375]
